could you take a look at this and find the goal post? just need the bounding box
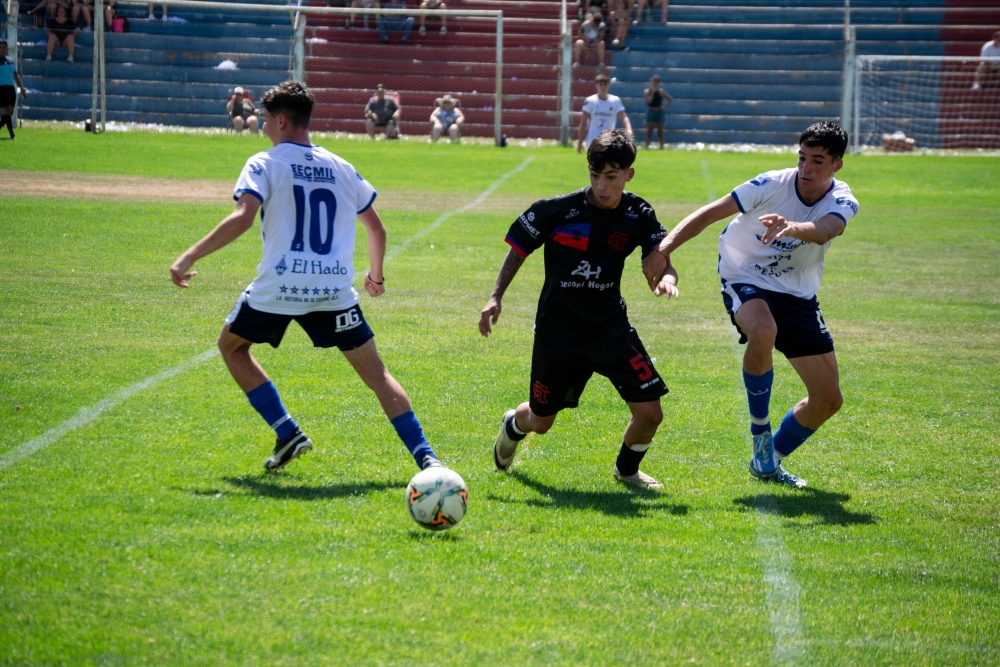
[87,0,505,143]
[852,54,1000,152]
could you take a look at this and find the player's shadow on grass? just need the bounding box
[494,470,689,518]
[733,487,878,526]
[190,474,408,501]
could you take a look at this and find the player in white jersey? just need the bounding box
[651,122,859,488]
[170,81,445,474]
[577,73,632,153]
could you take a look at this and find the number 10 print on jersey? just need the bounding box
[234,143,377,316]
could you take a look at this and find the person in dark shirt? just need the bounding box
[479,129,679,489]
[364,83,400,139]
[46,5,77,62]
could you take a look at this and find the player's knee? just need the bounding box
[744,319,777,347]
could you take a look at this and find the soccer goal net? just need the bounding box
[63,0,509,142]
[853,55,1000,151]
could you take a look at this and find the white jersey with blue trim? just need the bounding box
[581,94,625,147]
[718,167,859,299]
[233,142,377,315]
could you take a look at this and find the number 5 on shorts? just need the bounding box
[630,354,653,381]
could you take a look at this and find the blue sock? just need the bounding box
[391,410,437,469]
[773,409,816,459]
[744,369,773,435]
[246,380,298,440]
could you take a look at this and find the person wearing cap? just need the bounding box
[429,94,464,143]
[365,84,401,139]
[577,73,631,154]
[227,87,259,133]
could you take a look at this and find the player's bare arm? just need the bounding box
[576,111,590,153]
[358,206,387,297]
[759,212,846,245]
[648,255,680,298]
[618,111,633,139]
[656,194,740,258]
[479,248,526,336]
[169,193,260,288]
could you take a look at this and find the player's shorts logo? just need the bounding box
[608,231,629,252]
[740,285,757,295]
[532,381,550,404]
[335,307,363,332]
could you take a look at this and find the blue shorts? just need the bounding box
[225,296,374,350]
[646,108,666,124]
[721,282,834,359]
[528,328,668,417]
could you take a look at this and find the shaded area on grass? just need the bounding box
[734,488,879,526]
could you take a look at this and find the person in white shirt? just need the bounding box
[972,30,1000,90]
[576,73,632,153]
[170,80,446,474]
[650,122,859,489]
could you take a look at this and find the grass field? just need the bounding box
[1,128,998,666]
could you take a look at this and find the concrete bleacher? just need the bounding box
[9,0,1000,144]
[16,0,293,126]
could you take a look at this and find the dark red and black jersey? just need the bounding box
[505,188,666,351]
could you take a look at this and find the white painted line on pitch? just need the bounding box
[0,349,219,472]
[754,494,805,665]
[701,159,716,201]
[4,160,537,471]
[385,155,535,261]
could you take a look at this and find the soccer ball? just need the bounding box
[406,467,468,531]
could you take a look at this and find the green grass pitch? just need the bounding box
[1,128,998,666]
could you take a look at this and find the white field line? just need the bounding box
[0,349,220,471]
[2,158,536,471]
[755,495,806,666]
[385,155,535,261]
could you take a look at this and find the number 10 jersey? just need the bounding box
[233,141,377,315]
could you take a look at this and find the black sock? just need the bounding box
[504,415,527,442]
[615,442,648,477]
[0,115,10,136]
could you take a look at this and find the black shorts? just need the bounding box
[225,297,374,350]
[528,328,668,417]
[0,86,16,108]
[721,282,834,359]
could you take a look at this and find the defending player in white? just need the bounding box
[653,122,859,488]
[170,80,447,474]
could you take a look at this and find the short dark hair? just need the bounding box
[595,73,610,84]
[587,130,636,172]
[799,121,848,159]
[260,80,314,129]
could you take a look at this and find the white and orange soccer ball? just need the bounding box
[405,467,468,531]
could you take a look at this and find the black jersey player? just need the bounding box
[478,130,679,488]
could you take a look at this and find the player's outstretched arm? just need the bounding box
[170,193,260,288]
[653,258,679,298]
[657,194,739,258]
[759,212,846,245]
[479,248,526,337]
[358,206,387,297]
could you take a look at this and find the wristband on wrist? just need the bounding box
[366,272,384,285]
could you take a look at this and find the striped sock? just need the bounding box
[773,409,816,460]
[744,369,774,436]
[246,380,298,440]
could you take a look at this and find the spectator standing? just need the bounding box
[365,83,401,138]
[573,11,607,68]
[577,72,631,153]
[972,30,1000,90]
[0,39,28,140]
[46,5,77,62]
[418,0,447,35]
[430,94,464,142]
[643,74,673,149]
[377,0,415,44]
[227,87,260,133]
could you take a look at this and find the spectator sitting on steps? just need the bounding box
[377,0,415,44]
[228,87,260,133]
[574,12,607,68]
[430,94,464,142]
[418,0,447,35]
[365,83,401,139]
[46,5,77,63]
